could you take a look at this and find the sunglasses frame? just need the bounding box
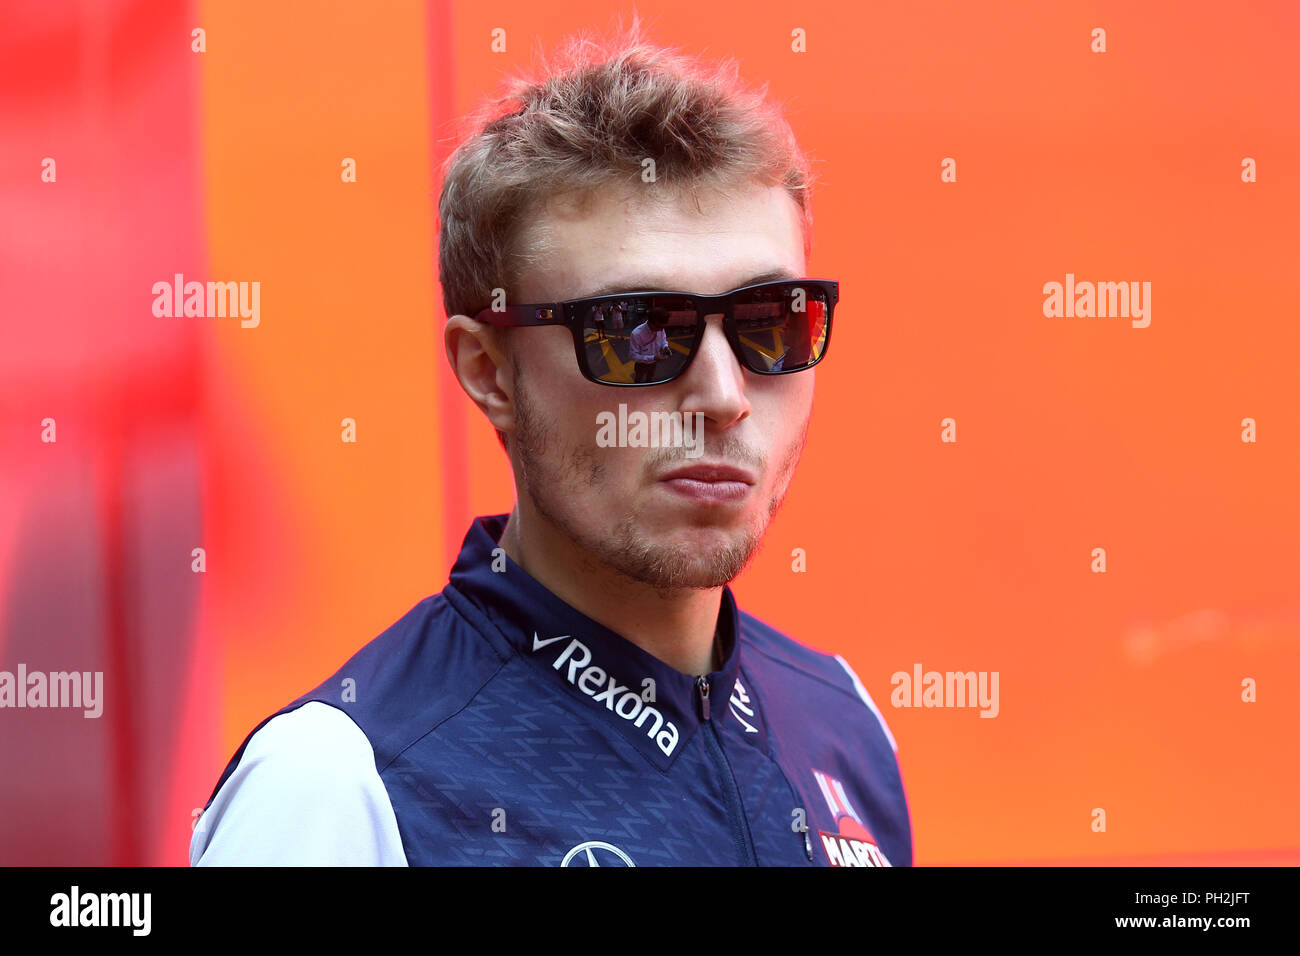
[470,277,838,387]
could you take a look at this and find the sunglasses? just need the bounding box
[472,278,837,386]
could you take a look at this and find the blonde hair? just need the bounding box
[436,16,817,449]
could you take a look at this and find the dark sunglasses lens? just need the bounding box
[580,295,698,384]
[733,283,831,373]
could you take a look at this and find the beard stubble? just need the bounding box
[511,359,810,591]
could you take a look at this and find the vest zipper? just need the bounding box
[696,675,759,866]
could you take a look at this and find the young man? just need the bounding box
[192,26,910,868]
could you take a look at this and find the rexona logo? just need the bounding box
[533,633,680,756]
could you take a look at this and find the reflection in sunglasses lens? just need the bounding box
[734,285,829,373]
[583,296,693,384]
[581,283,829,383]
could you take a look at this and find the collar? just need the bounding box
[444,514,743,771]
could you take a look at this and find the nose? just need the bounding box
[675,314,749,429]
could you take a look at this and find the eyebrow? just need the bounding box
[575,268,801,300]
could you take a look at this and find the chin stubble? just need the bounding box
[513,365,811,591]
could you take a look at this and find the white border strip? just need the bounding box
[834,654,899,754]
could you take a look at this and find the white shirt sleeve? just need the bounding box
[190,701,408,866]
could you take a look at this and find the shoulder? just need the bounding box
[738,609,898,754]
[192,592,512,865]
[190,701,408,866]
[301,592,514,764]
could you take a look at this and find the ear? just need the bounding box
[444,315,516,437]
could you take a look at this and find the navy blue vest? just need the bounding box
[203,515,912,866]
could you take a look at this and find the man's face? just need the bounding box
[507,181,813,591]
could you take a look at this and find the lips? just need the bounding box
[658,463,756,505]
[658,463,756,485]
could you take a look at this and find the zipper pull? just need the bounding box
[696,675,711,721]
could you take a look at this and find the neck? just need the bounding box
[497,504,722,676]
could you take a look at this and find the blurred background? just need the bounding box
[0,0,1296,866]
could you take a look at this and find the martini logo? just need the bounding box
[813,769,891,867]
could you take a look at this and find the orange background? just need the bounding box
[1,0,1296,865]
